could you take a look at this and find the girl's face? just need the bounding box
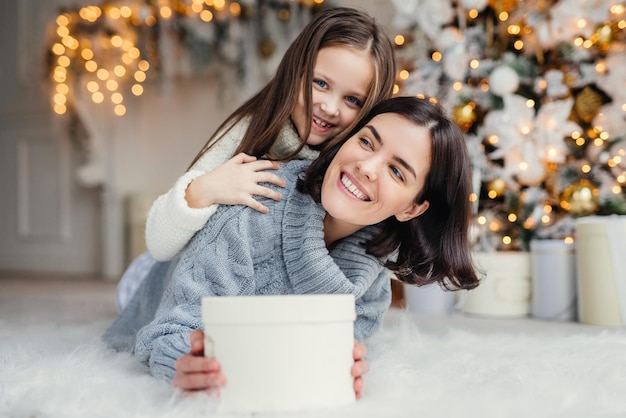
[321,113,432,235]
[291,46,374,147]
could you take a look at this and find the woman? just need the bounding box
[133,96,480,395]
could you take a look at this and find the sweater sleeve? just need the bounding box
[280,188,391,342]
[135,208,260,381]
[329,229,392,342]
[144,123,248,261]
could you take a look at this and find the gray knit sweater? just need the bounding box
[134,160,392,382]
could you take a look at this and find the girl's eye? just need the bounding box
[390,166,404,181]
[345,96,363,107]
[313,79,328,89]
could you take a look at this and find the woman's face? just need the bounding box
[291,46,374,147]
[321,113,432,233]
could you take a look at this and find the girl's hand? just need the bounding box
[172,330,226,395]
[185,153,286,213]
[352,341,370,400]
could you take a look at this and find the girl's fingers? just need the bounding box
[245,159,281,172]
[254,172,286,188]
[245,199,270,214]
[252,184,283,201]
[231,153,258,164]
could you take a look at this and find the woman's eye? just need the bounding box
[359,137,373,149]
[313,79,328,89]
[390,166,404,181]
[345,96,363,107]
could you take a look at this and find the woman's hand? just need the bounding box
[173,331,369,399]
[352,341,370,400]
[172,330,226,395]
[185,153,286,213]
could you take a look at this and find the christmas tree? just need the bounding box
[392,0,626,251]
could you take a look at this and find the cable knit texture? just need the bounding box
[145,119,319,261]
[135,160,391,382]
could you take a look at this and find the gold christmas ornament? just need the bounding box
[258,39,276,58]
[596,24,612,50]
[574,86,604,123]
[488,178,507,197]
[453,102,477,132]
[489,0,519,13]
[560,179,600,217]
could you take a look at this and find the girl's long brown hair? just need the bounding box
[187,7,396,169]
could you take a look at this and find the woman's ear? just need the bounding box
[395,201,429,222]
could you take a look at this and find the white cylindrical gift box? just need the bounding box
[575,216,626,327]
[460,251,531,317]
[530,239,577,321]
[403,283,456,315]
[201,294,356,413]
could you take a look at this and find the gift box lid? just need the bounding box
[202,294,356,325]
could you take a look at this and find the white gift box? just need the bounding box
[201,294,356,413]
[530,239,577,321]
[575,216,626,327]
[403,283,457,315]
[460,251,531,317]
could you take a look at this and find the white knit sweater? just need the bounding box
[145,119,319,260]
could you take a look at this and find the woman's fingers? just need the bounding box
[189,329,205,355]
[352,341,369,399]
[353,376,364,400]
[173,354,226,391]
[175,353,219,373]
[353,341,367,361]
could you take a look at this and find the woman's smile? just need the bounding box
[340,172,370,201]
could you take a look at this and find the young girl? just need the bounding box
[145,6,396,262]
[116,6,396,311]
[134,96,480,395]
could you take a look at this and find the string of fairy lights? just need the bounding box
[46,1,626,250]
[47,0,325,117]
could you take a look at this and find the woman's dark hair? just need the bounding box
[299,96,479,291]
[188,7,396,169]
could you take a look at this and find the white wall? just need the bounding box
[0,0,397,277]
[99,0,397,273]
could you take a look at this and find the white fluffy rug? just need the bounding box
[2,309,626,418]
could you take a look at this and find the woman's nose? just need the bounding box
[356,157,378,181]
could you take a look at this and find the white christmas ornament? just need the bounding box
[390,0,419,30]
[516,141,546,186]
[544,69,569,98]
[415,0,455,40]
[444,42,470,81]
[460,0,489,12]
[489,65,520,96]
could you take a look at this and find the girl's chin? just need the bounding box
[306,135,331,148]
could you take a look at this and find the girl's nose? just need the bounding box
[320,100,339,117]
